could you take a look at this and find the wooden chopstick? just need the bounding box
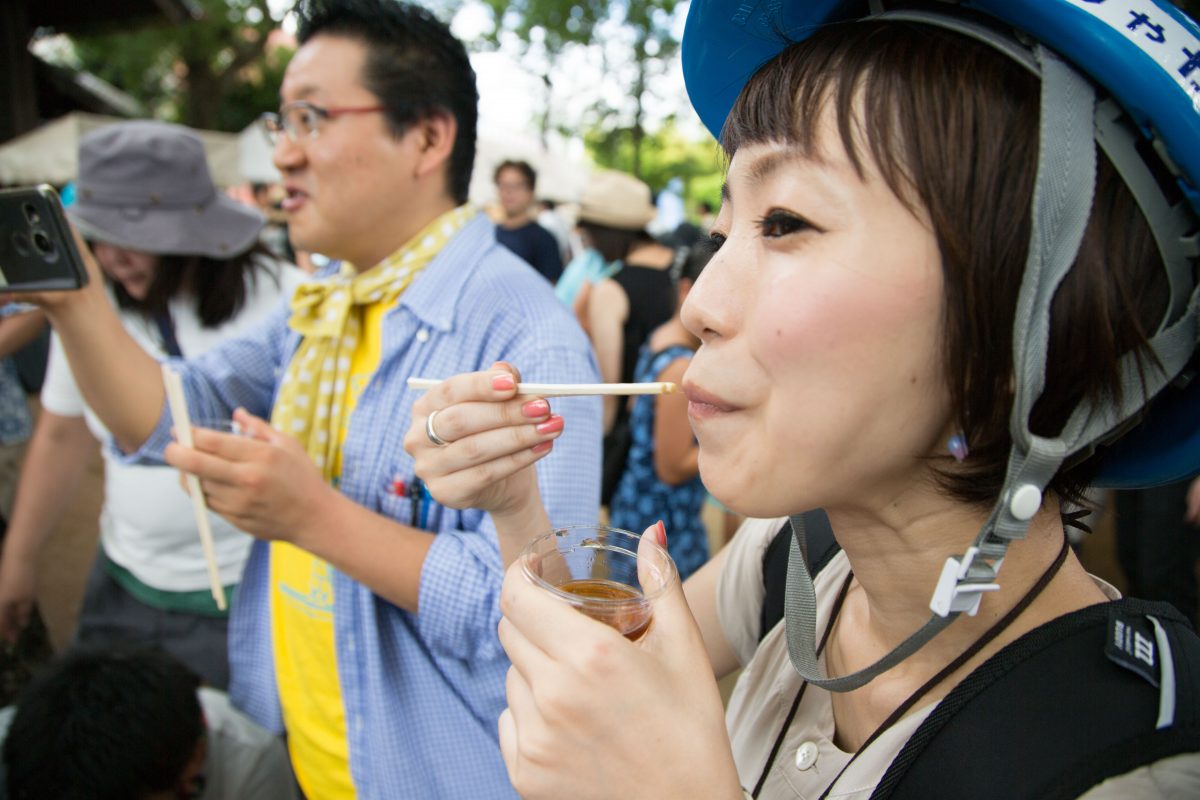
[406,377,678,396]
[161,365,228,611]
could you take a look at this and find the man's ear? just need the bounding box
[412,110,458,181]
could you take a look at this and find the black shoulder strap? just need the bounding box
[760,509,839,643]
[873,598,1200,800]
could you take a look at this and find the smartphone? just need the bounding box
[0,184,89,292]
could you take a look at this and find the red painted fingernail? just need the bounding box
[521,399,550,418]
[656,520,667,548]
[492,373,515,391]
[535,416,563,435]
[531,441,553,454]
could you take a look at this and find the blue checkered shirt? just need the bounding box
[122,214,602,798]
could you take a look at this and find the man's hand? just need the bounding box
[165,408,336,547]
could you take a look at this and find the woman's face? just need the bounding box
[91,242,160,301]
[681,114,951,519]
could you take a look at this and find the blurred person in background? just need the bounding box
[571,169,677,505]
[0,120,302,690]
[1,645,297,800]
[608,243,714,579]
[0,306,44,526]
[493,160,563,283]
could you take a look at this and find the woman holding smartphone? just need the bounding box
[0,121,302,689]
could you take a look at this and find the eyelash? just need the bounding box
[696,233,725,255]
[755,210,812,239]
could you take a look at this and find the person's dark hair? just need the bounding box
[579,221,655,264]
[110,243,277,329]
[3,646,203,800]
[494,159,537,191]
[295,0,478,203]
[724,21,1168,507]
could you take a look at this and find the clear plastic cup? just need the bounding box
[519,525,678,641]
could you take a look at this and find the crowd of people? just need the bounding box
[0,0,1198,798]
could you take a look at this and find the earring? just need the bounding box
[948,433,969,463]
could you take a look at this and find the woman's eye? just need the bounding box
[756,210,811,239]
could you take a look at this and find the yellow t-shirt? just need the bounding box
[270,300,390,799]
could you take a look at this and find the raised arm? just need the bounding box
[13,234,163,452]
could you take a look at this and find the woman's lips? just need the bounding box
[683,383,738,420]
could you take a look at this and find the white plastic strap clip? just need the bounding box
[930,547,1000,617]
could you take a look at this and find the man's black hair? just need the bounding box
[3,646,203,800]
[295,0,479,204]
[494,159,537,191]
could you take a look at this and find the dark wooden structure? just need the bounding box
[0,0,200,144]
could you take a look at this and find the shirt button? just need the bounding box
[416,328,430,343]
[794,741,819,771]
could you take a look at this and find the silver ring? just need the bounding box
[425,408,450,447]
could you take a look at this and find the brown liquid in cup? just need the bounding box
[556,578,651,641]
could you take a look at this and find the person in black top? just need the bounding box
[573,169,677,504]
[493,160,563,283]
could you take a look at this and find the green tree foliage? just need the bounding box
[479,0,682,177]
[586,119,724,215]
[69,0,290,132]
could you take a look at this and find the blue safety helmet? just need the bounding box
[682,0,1200,490]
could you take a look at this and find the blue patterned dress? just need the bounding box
[609,344,709,580]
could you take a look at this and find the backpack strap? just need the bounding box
[873,598,1200,799]
[760,509,839,643]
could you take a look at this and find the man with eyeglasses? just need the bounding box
[492,160,564,283]
[19,0,602,797]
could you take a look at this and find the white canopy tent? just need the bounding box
[0,112,245,188]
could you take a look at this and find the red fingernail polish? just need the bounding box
[656,520,667,548]
[521,399,550,418]
[492,373,515,391]
[535,416,563,435]
[531,441,553,454]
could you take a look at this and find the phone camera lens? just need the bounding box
[32,230,56,257]
[12,231,32,256]
[22,204,40,226]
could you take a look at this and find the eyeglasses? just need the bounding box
[260,101,386,145]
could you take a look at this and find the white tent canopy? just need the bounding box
[0,112,245,188]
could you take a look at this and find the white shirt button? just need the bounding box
[794,740,819,771]
[416,328,430,343]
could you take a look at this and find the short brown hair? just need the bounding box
[724,21,1168,506]
[494,159,536,191]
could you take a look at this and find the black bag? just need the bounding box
[11,321,49,394]
[600,415,632,508]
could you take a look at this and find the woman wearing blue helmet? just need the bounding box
[406,1,1200,797]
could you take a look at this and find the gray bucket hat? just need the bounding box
[69,120,264,259]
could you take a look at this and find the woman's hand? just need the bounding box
[497,523,744,800]
[403,363,563,523]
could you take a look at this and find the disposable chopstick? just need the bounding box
[161,365,227,611]
[406,377,678,396]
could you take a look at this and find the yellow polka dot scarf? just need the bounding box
[272,204,475,479]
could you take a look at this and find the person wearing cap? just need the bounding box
[561,168,677,503]
[0,120,302,691]
[404,1,1200,797]
[13,1,601,797]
